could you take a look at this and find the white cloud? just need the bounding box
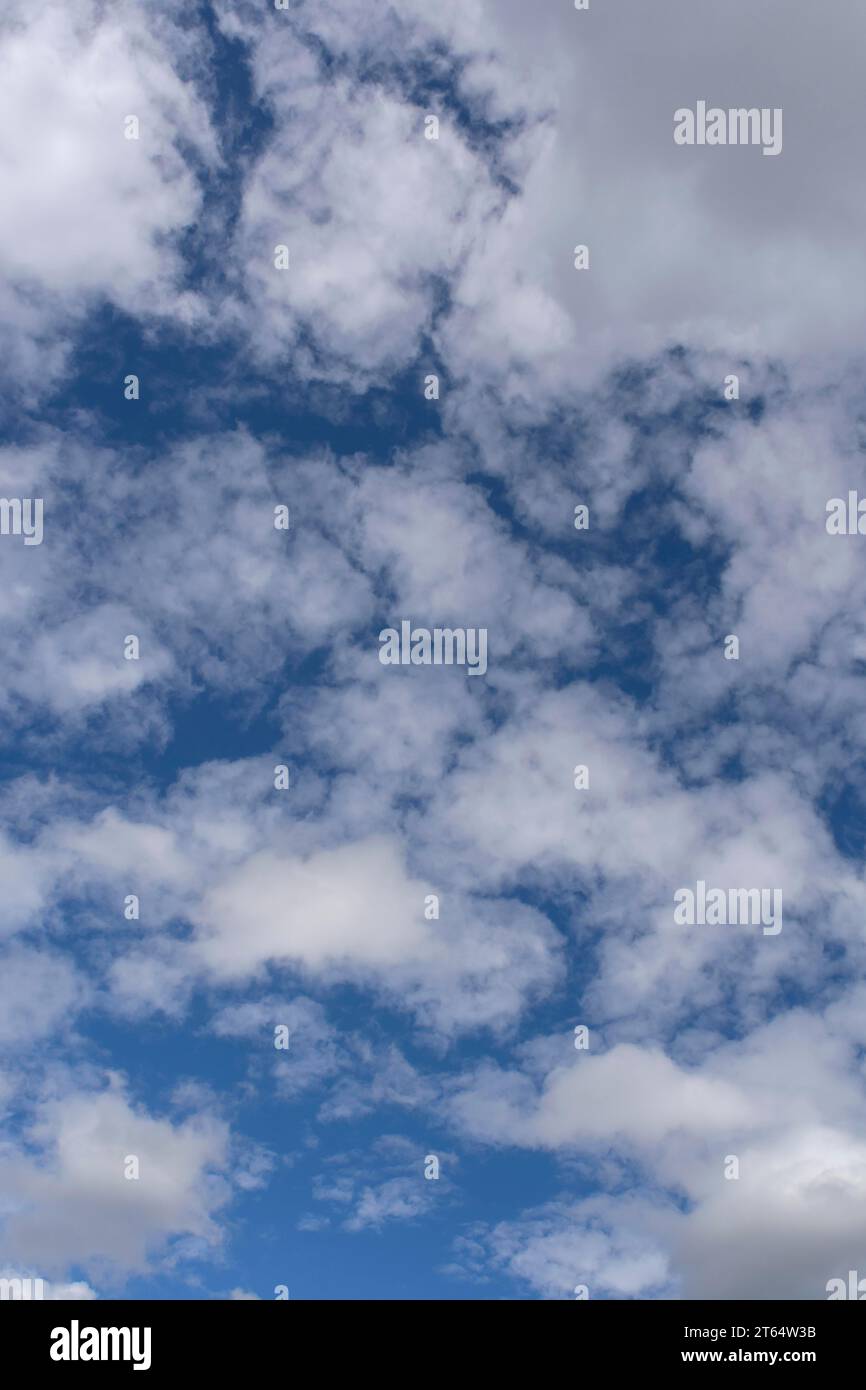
[0,1075,233,1282]
[211,995,344,1099]
[458,1199,673,1300]
[0,0,217,395]
[343,1176,432,1232]
[0,947,87,1045]
[230,54,501,383]
[194,833,563,1037]
[220,0,866,395]
[446,994,866,1298]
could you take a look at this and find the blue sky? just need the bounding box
[2,0,866,1302]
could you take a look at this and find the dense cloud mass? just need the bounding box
[0,0,864,1303]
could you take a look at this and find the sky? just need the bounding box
[1,0,866,1302]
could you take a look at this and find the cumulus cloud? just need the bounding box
[193,832,563,1037]
[0,947,88,1045]
[215,0,866,399]
[0,1075,233,1282]
[445,994,866,1298]
[0,0,217,397]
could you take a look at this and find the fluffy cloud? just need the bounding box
[215,0,503,384]
[217,0,866,397]
[453,1199,673,1300]
[193,833,563,1037]
[0,1076,232,1282]
[446,994,866,1298]
[0,947,87,1045]
[0,0,217,397]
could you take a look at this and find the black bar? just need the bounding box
[4,1299,860,1375]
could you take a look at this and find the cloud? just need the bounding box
[453,1199,674,1300]
[445,995,866,1298]
[218,0,866,398]
[210,995,344,1099]
[343,1176,433,1232]
[193,833,563,1037]
[438,0,866,397]
[1,0,864,1304]
[0,433,386,736]
[0,1075,233,1282]
[308,1132,451,1232]
[231,64,501,382]
[448,1044,754,1149]
[0,947,88,1046]
[214,0,514,386]
[0,0,217,397]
